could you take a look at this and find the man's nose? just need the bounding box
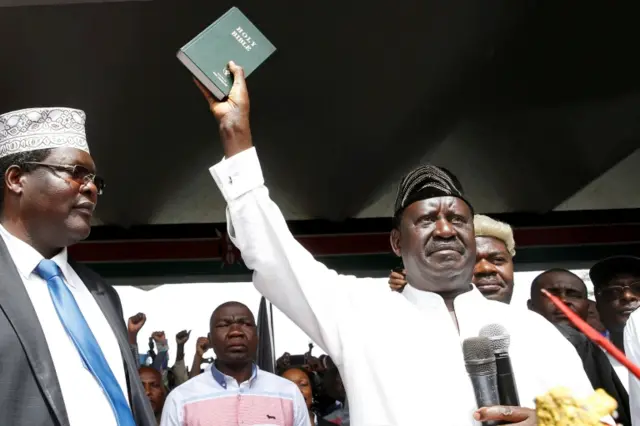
[227,325,245,337]
[621,287,639,302]
[474,259,496,275]
[80,181,99,203]
[560,295,575,308]
[433,218,456,238]
[556,290,572,305]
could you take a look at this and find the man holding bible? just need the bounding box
[196,63,605,425]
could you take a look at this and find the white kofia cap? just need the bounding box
[0,107,89,159]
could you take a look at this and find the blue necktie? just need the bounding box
[35,259,136,426]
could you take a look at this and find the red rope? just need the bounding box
[542,289,640,379]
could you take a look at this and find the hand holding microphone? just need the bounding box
[463,337,501,426]
[465,325,533,425]
[473,406,536,425]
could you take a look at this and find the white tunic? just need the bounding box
[209,147,599,426]
[624,308,640,425]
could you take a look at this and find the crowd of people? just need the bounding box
[122,212,640,426]
[0,59,639,426]
[125,308,349,426]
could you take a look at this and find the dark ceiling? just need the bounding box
[2,0,639,226]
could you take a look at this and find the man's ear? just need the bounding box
[390,228,402,257]
[5,165,25,196]
[526,299,533,311]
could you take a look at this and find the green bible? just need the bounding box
[177,7,276,100]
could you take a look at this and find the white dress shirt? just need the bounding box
[0,224,127,426]
[161,363,309,426]
[605,352,630,393]
[624,308,640,425]
[209,147,600,426]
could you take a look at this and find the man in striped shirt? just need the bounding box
[160,301,309,426]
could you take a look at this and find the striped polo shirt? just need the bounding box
[160,363,310,426]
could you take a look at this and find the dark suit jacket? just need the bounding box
[555,324,630,426]
[0,236,156,426]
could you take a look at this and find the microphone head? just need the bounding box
[479,323,510,354]
[462,337,496,375]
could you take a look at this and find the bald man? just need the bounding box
[527,269,590,326]
[161,301,309,426]
[528,269,630,426]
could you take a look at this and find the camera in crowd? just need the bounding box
[276,345,346,417]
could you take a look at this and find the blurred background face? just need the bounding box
[586,300,606,333]
[282,368,313,409]
[528,270,589,327]
[473,236,514,304]
[596,273,640,332]
[138,367,165,415]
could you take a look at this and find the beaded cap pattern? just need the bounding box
[0,107,89,158]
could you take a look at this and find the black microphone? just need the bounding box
[479,324,520,408]
[463,337,501,426]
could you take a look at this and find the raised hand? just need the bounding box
[176,330,191,346]
[194,61,252,158]
[195,337,210,357]
[127,313,146,335]
[389,269,407,293]
[151,331,167,345]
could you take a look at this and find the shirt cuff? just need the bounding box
[209,147,265,202]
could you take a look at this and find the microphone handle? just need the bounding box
[495,353,520,407]
[495,353,520,426]
[469,373,501,426]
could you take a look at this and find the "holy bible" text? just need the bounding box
[231,26,257,51]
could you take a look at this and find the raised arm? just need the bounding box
[195,63,361,361]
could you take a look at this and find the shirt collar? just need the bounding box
[0,224,72,286]
[210,361,258,389]
[402,282,483,311]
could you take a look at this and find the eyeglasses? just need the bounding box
[25,162,105,195]
[596,281,640,301]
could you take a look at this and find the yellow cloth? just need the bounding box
[536,387,617,426]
